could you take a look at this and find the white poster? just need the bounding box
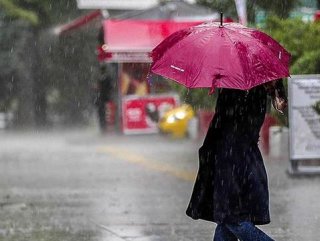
[289,75,320,159]
[77,0,196,9]
[77,0,157,9]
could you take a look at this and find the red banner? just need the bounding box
[122,94,179,134]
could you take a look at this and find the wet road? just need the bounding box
[0,129,319,241]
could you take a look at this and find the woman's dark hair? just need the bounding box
[274,79,287,101]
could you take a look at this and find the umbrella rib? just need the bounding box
[188,28,214,88]
[190,29,216,88]
[168,27,213,88]
[223,28,248,87]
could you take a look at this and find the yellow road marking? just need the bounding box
[97,146,196,182]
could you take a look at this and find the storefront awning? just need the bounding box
[101,19,203,63]
[54,10,102,35]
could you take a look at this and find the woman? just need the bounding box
[186,80,287,241]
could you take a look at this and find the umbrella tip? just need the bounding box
[220,12,223,27]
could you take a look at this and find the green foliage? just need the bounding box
[261,17,320,126]
[0,0,38,24]
[0,0,79,26]
[291,50,320,74]
[264,17,320,65]
[263,17,320,74]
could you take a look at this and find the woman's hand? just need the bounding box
[264,79,288,114]
[272,95,287,114]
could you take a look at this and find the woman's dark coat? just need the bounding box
[186,86,270,225]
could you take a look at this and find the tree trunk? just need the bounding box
[32,29,48,127]
[14,27,48,128]
[14,27,35,127]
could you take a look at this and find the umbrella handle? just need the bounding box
[220,12,223,27]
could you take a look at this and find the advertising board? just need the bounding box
[122,94,179,134]
[289,75,320,160]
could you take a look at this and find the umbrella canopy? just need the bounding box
[151,21,291,92]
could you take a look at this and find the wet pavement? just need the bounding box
[0,129,319,241]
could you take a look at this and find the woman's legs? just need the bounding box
[213,224,238,241]
[225,222,274,241]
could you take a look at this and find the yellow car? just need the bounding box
[159,104,195,138]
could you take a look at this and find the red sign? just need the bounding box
[122,94,179,134]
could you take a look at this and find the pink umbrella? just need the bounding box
[150,17,291,93]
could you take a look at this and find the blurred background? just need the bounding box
[0,0,319,131]
[1,0,320,241]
